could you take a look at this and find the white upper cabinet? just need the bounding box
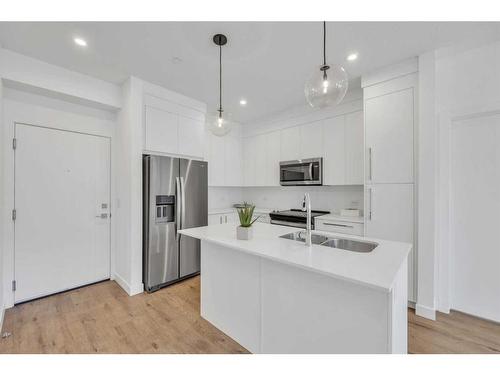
[143,94,206,159]
[365,87,414,183]
[208,133,225,186]
[254,134,268,186]
[323,116,345,185]
[178,115,205,158]
[300,120,324,159]
[144,106,179,155]
[243,136,257,186]
[224,132,243,186]
[344,111,364,185]
[280,126,300,161]
[266,131,281,186]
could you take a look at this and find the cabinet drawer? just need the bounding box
[315,220,364,236]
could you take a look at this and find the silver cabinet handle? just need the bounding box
[368,187,373,220]
[368,147,373,181]
[95,213,108,219]
[323,222,354,228]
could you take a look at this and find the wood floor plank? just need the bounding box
[1,276,499,354]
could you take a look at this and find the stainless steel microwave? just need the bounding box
[279,158,323,186]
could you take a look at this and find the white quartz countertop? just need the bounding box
[179,222,411,292]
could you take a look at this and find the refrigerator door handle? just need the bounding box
[180,176,186,229]
[176,177,182,239]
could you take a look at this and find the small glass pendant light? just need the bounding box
[304,22,348,108]
[207,33,233,136]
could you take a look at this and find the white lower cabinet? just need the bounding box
[315,218,364,236]
[208,212,238,225]
[365,183,415,302]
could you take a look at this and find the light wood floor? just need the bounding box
[1,276,499,354]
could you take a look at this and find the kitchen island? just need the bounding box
[179,223,411,354]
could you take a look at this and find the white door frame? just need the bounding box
[2,97,116,308]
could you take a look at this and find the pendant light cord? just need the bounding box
[219,43,223,116]
[323,21,326,66]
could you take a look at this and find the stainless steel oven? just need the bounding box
[279,157,323,186]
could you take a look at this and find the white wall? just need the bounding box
[435,40,500,318]
[416,51,438,320]
[0,78,4,329]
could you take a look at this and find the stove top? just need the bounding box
[269,209,330,229]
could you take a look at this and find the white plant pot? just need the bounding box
[237,226,253,240]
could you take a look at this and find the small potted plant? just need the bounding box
[236,202,260,240]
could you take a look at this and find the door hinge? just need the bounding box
[12,209,16,221]
[12,138,17,150]
[12,280,16,292]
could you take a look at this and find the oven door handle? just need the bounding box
[270,219,308,229]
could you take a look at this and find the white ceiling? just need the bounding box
[0,22,499,123]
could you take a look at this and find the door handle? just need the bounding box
[368,147,373,181]
[176,177,181,238]
[180,177,186,230]
[96,213,108,219]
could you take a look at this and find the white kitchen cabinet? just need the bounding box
[208,211,239,225]
[224,133,243,186]
[243,136,257,186]
[315,218,364,236]
[365,88,414,184]
[280,126,300,161]
[208,133,225,186]
[364,183,415,302]
[323,116,346,185]
[144,105,179,154]
[254,134,268,186]
[300,120,323,159]
[344,111,364,185]
[266,131,281,186]
[178,115,204,158]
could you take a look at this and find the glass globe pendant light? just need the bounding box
[304,22,348,108]
[207,33,233,136]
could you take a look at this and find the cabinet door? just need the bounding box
[266,131,281,186]
[255,135,268,186]
[208,214,222,225]
[208,133,225,186]
[280,126,300,161]
[144,105,178,154]
[365,183,415,301]
[344,111,364,185]
[300,120,323,159]
[243,137,256,186]
[323,116,345,185]
[178,115,204,158]
[225,134,243,186]
[365,88,414,183]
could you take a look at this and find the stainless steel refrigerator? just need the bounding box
[143,155,208,292]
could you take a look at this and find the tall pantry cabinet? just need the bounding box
[363,70,418,303]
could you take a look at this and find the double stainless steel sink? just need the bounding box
[280,231,377,253]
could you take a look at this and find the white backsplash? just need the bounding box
[209,185,364,215]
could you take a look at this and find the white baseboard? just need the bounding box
[113,272,143,296]
[416,303,436,320]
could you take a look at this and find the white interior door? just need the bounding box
[14,123,111,303]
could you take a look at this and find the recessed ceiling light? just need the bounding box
[239,99,247,106]
[73,37,87,47]
[346,52,358,61]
